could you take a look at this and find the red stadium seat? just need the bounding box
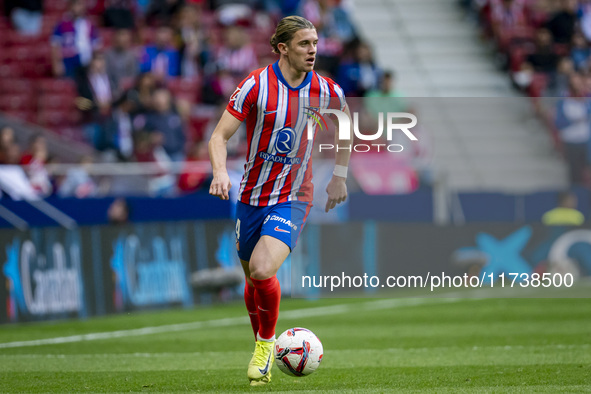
[0,63,22,78]
[3,47,33,63]
[38,94,76,111]
[5,31,44,47]
[28,45,52,64]
[99,28,116,47]
[45,0,69,15]
[139,27,155,44]
[21,62,52,79]
[0,79,34,94]
[168,76,202,104]
[37,109,81,128]
[38,78,77,95]
[188,114,214,142]
[0,94,35,111]
[2,110,37,123]
[42,15,63,35]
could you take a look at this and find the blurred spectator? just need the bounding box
[336,41,381,96]
[105,28,140,97]
[300,0,348,75]
[555,74,591,184]
[51,0,101,78]
[5,0,43,35]
[178,140,209,193]
[546,57,575,97]
[20,134,52,196]
[545,0,578,44]
[525,28,560,74]
[583,71,591,96]
[0,126,15,149]
[76,52,117,151]
[542,191,585,225]
[490,0,528,34]
[103,0,137,29]
[126,72,158,116]
[111,96,136,160]
[326,0,358,44]
[107,197,130,224]
[146,0,185,26]
[175,4,210,78]
[0,144,23,165]
[58,155,97,198]
[143,88,187,161]
[211,22,258,98]
[570,32,591,72]
[140,26,180,79]
[216,22,258,79]
[580,0,591,41]
[0,126,21,165]
[133,131,175,195]
[364,70,408,114]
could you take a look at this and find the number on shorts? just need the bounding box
[236,218,241,240]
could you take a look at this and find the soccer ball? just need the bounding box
[274,327,323,377]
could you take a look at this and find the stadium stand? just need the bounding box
[5,0,426,197]
[348,0,569,192]
[459,0,591,188]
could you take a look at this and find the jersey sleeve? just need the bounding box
[332,81,347,111]
[322,75,347,112]
[226,72,259,122]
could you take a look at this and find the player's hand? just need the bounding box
[325,176,347,212]
[209,172,232,200]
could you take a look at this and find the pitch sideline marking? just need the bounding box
[0,297,467,349]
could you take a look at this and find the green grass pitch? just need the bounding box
[0,296,590,393]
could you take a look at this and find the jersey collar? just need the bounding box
[272,61,312,91]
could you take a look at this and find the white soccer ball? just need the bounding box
[274,327,323,377]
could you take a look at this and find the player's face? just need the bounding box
[288,29,318,73]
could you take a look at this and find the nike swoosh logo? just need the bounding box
[274,226,290,233]
[258,352,272,375]
[264,110,278,115]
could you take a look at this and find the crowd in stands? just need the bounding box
[0,0,426,197]
[463,0,591,186]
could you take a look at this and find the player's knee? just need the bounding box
[249,259,276,280]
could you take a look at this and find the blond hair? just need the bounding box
[270,16,316,54]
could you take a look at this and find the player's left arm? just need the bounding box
[325,104,352,212]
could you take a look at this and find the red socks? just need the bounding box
[250,275,281,340]
[244,281,259,340]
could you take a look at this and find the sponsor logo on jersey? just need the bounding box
[258,152,301,165]
[274,127,296,154]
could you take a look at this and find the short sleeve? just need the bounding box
[332,82,347,111]
[226,73,258,122]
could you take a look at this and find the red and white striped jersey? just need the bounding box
[226,61,346,207]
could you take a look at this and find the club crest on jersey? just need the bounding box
[304,106,328,132]
[229,87,241,102]
[274,127,296,154]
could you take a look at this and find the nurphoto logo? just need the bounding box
[305,108,418,153]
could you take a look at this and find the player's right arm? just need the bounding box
[208,110,242,200]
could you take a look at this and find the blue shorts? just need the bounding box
[235,201,311,262]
